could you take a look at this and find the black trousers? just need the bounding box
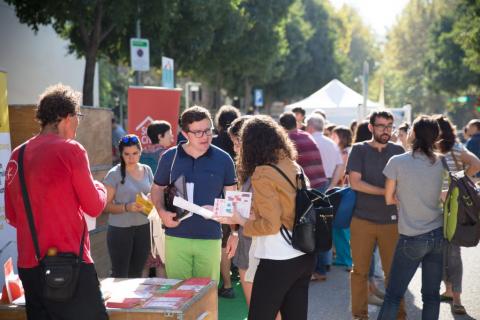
[107,224,150,278]
[248,253,315,320]
[18,263,108,320]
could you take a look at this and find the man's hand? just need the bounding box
[159,209,180,228]
[225,234,239,259]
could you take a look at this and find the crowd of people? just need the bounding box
[5,83,480,320]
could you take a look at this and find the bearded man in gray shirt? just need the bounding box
[346,111,405,320]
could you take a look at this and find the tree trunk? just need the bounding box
[82,48,97,106]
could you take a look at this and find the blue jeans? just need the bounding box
[315,249,332,275]
[377,227,444,320]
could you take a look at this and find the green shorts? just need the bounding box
[165,235,221,283]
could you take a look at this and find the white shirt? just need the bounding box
[254,230,305,260]
[311,132,343,178]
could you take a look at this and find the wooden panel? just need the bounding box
[76,106,112,169]
[8,105,38,149]
[8,105,113,168]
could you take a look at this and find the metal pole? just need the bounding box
[362,60,369,119]
[185,82,190,109]
[135,5,142,86]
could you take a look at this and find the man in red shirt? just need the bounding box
[5,84,108,320]
[279,112,328,190]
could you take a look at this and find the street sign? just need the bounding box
[254,89,263,107]
[130,38,150,71]
[162,56,174,89]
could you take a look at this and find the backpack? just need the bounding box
[442,157,480,247]
[268,164,334,254]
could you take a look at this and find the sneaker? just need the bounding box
[452,304,467,315]
[218,287,235,299]
[368,293,384,306]
[310,272,327,281]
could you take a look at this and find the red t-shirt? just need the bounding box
[5,133,107,268]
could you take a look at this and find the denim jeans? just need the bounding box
[377,227,444,320]
[315,249,332,275]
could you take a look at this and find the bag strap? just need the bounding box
[450,150,463,171]
[18,144,41,261]
[168,146,179,184]
[441,156,450,172]
[267,164,298,190]
[267,164,297,245]
[18,144,86,262]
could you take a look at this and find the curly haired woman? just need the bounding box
[218,116,314,320]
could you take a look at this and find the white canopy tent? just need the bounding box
[284,79,410,126]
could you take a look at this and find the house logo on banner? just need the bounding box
[135,116,155,147]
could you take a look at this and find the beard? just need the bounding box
[373,132,390,144]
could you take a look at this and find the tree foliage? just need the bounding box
[382,0,480,125]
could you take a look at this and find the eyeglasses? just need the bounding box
[373,124,395,131]
[71,112,84,120]
[121,135,140,144]
[187,128,214,138]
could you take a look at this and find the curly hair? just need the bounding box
[228,115,253,138]
[236,116,297,184]
[433,114,457,153]
[36,83,81,128]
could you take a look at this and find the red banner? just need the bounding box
[127,86,182,148]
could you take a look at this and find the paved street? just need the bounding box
[308,247,480,319]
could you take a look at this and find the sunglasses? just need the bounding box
[120,135,140,144]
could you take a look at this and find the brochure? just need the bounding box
[135,192,154,215]
[225,190,252,218]
[142,296,186,309]
[173,196,213,219]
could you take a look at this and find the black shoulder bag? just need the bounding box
[268,164,334,254]
[18,144,85,302]
[163,147,190,221]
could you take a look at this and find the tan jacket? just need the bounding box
[243,157,299,237]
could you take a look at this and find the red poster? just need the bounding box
[127,86,182,148]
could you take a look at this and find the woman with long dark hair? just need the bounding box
[433,115,480,315]
[378,116,445,319]
[218,116,314,320]
[104,134,153,278]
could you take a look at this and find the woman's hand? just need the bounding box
[214,205,247,226]
[126,202,145,213]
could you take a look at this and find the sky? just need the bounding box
[330,0,410,38]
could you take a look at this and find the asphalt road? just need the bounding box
[308,246,480,320]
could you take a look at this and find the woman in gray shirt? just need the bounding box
[104,135,154,278]
[378,116,444,320]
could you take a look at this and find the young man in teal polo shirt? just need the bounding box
[151,106,238,282]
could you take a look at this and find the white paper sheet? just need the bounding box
[173,196,214,219]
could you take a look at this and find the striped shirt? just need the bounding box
[442,142,465,190]
[288,129,328,189]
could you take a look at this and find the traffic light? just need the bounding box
[475,95,480,112]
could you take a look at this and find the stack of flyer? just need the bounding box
[102,277,211,310]
[173,191,252,220]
